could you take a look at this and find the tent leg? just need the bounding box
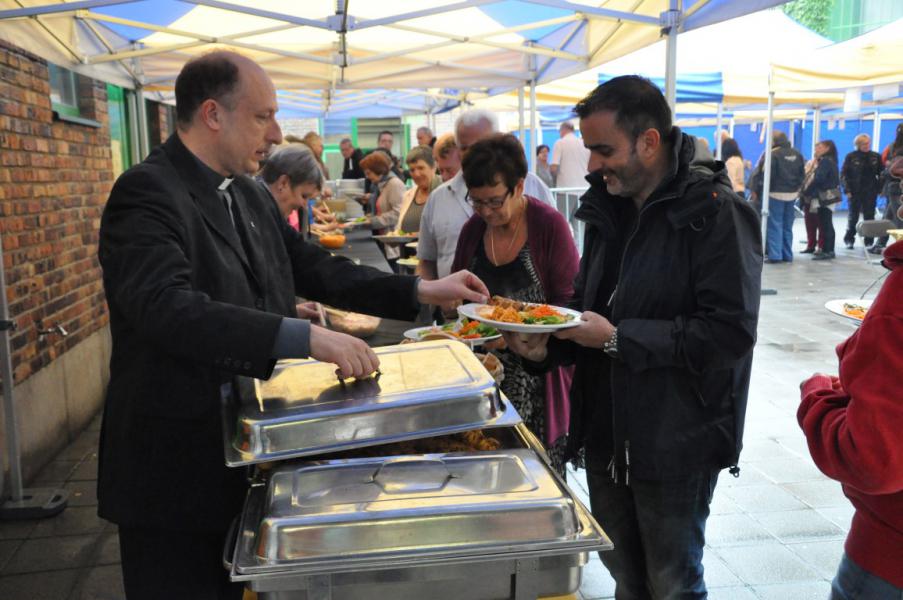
[529,79,537,173]
[728,117,735,139]
[518,86,525,145]
[0,231,69,520]
[135,86,150,160]
[811,107,821,159]
[662,2,680,114]
[761,91,777,296]
[715,102,723,160]
[872,110,881,152]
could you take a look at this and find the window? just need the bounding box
[48,63,80,117]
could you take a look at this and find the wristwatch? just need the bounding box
[602,327,619,358]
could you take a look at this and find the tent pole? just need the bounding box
[761,90,777,295]
[135,86,150,160]
[872,110,881,151]
[662,2,680,114]
[728,117,735,139]
[529,79,537,173]
[811,107,821,158]
[715,102,723,160]
[518,86,526,145]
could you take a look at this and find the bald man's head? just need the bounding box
[175,51,261,128]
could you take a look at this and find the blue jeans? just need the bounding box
[831,554,903,600]
[766,197,796,261]
[586,462,719,600]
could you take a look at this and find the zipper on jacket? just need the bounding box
[624,440,631,487]
[607,193,678,486]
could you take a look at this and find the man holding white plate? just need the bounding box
[505,76,762,599]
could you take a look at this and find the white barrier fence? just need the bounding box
[551,186,589,252]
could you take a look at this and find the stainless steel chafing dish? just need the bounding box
[223,341,519,466]
[222,340,611,600]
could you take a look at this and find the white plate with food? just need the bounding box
[457,296,582,334]
[397,257,419,268]
[373,232,419,244]
[405,241,418,250]
[824,298,873,323]
[403,318,501,346]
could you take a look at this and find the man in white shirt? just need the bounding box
[551,121,590,189]
[417,110,553,280]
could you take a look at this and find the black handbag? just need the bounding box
[818,187,842,205]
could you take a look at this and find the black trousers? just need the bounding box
[818,206,836,253]
[844,193,877,246]
[119,525,244,600]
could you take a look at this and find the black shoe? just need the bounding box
[845,241,854,250]
[867,245,885,255]
[800,247,816,254]
[764,258,781,264]
[812,251,835,260]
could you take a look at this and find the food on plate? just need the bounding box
[418,318,499,340]
[477,295,575,325]
[318,234,346,249]
[842,302,868,320]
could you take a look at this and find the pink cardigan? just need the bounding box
[451,196,580,446]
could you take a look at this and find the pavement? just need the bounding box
[0,215,891,600]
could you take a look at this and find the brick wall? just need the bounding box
[147,100,173,147]
[0,40,113,384]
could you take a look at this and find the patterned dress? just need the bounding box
[469,241,568,477]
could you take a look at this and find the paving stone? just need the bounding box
[751,580,832,599]
[815,506,855,532]
[705,513,775,547]
[92,532,120,566]
[782,480,849,508]
[30,460,78,485]
[702,551,742,588]
[707,586,758,600]
[746,458,826,484]
[30,507,106,539]
[579,560,615,600]
[751,509,845,543]
[0,520,37,541]
[68,459,99,482]
[787,540,846,580]
[1,534,98,575]
[713,543,821,585]
[63,481,98,508]
[0,568,80,600]
[70,564,125,600]
[722,484,809,513]
[709,490,741,515]
[0,540,21,571]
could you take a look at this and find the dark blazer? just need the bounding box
[342,148,365,179]
[97,133,418,532]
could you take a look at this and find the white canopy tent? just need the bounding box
[756,18,903,264]
[1,0,791,160]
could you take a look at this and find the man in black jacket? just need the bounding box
[507,76,762,599]
[339,137,364,179]
[97,51,488,600]
[841,134,883,249]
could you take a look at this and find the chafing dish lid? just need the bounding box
[223,340,519,466]
[232,447,608,575]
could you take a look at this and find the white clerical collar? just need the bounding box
[218,177,234,191]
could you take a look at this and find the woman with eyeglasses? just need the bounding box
[451,134,579,476]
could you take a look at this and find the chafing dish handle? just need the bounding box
[222,516,240,572]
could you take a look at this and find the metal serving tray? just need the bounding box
[222,341,519,466]
[228,424,611,582]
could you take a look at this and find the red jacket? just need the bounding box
[799,240,903,587]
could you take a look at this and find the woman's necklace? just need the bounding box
[489,203,524,266]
